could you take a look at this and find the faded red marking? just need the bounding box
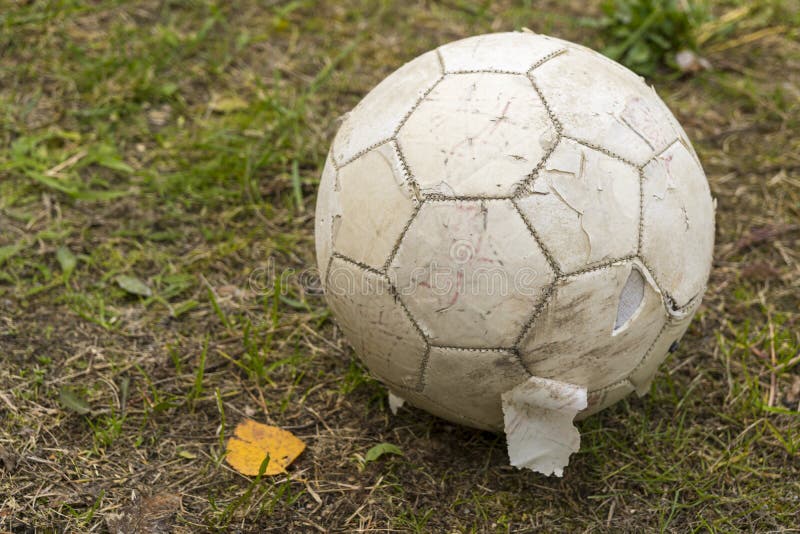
[436,271,464,313]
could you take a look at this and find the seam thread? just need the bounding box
[423,194,512,202]
[526,48,568,73]
[330,252,385,277]
[323,250,336,290]
[627,321,670,379]
[445,68,525,76]
[589,377,633,395]
[428,345,516,353]
[330,254,432,393]
[435,48,446,74]
[561,134,638,167]
[527,74,563,134]
[510,198,563,277]
[637,167,645,255]
[513,281,556,349]
[513,133,562,196]
[337,137,393,169]
[383,200,422,272]
[388,288,430,361]
[509,347,534,378]
[636,254,677,311]
[329,136,342,171]
[560,255,637,279]
[391,293,432,392]
[642,137,681,168]
[390,139,423,202]
[391,75,446,138]
[413,345,431,392]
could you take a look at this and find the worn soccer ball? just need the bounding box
[316,32,714,432]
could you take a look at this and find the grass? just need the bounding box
[1,0,799,531]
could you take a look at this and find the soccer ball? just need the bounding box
[316,32,714,433]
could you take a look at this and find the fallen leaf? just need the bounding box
[106,491,181,534]
[225,419,305,476]
[115,275,152,297]
[59,388,91,415]
[364,442,403,463]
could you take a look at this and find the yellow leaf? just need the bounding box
[225,419,305,476]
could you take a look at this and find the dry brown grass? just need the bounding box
[0,0,798,531]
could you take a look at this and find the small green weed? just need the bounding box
[590,0,709,75]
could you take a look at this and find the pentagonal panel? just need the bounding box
[397,73,556,197]
[325,256,427,389]
[419,347,528,431]
[629,296,702,395]
[531,47,683,166]
[332,50,442,166]
[332,142,417,270]
[519,261,667,390]
[577,379,635,420]
[389,199,555,347]
[516,138,640,273]
[641,141,714,308]
[438,32,565,73]
[314,151,341,278]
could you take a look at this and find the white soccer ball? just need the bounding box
[316,32,714,434]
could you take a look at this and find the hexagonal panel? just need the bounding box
[389,199,555,347]
[628,296,702,395]
[641,141,714,308]
[314,150,340,278]
[515,137,640,273]
[332,50,442,166]
[397,73,556,197]
[518,261,667,390]
[325,256,427,389]
[438,32,565,73]
[419,347,528,431]
[331,142,417,270]
[531,47,682,166]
